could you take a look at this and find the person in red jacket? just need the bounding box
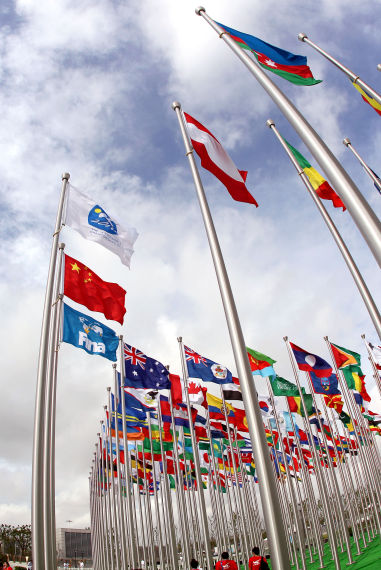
[215,551,238,570]
[248,546,269,569]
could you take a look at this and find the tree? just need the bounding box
[0,524,32,559]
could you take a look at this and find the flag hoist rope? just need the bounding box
[173,103,290,570]
[195,7,381,268]
[267,120,381,341]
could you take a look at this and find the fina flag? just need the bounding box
[65,185,139,268]
[63,303,119,361]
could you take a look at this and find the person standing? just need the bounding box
[190,558,202,569]
[248,547,269,569]
[215,552,238,570]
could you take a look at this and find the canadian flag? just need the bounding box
[184,112,258,206]
[170,373,207,408]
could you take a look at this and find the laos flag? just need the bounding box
[290,342,332,378]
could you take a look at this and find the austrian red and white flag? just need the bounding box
[184,112,258,206]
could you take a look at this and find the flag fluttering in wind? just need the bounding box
[216,22,321,86]
[285,141,346,210]
[123,343,171,390]
[290,342,332,378]
[352,82,381,116]
[324,394,344,414]
[330,342,371,402]
[64,254,126,324]
[246,347,276,378]
[309,371,340,395]
[185,345,233,384]
[270,376,299,397]
[222,376,243,401]
[62,302,118,361]
[183,112,258,205]
[65,185,139,267]
[366,340,381,373]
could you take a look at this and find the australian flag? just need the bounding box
[309,371,340,395]
[185,345,232,384]
[123,343,171,390]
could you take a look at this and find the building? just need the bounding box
[56,528,92,561]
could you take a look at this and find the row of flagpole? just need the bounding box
[89,332,381,570]
[33,6,381,570]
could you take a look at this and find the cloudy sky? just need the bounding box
[0,0,380,529]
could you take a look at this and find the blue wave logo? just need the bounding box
[88,205,118,234]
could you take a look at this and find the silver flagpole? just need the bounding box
[283,337,341,569]
[141,445,156,568]
[147,414,166,569]
[343,138,381,195]
[44,242,65,570]
[177,337,214,569]
[32,172,70,570]
[378,64,381,72]
[99,432,112,570]
[219,439,239,560]
[119,336,139,566]
[267,120,381,340]
[361,334,381,398]
[135,442,148,569]
[297,34,381,106]
[195,8,381,267]
[100,421,115,570]
[219,388,249,564]
[173,103,290,570]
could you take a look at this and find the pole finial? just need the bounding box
[172,101,181,111]
[195,6,206,15]
[266,119,275,128]
[298,33,308,42]
[177,336,183,342]
[377,64,381,72]
[283,336,288,341]
[62,172,70,181]
[107,386,111,392]
[342,138,351,147]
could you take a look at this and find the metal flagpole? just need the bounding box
[195,8,381,268]
[99,432,113,570]
[119,336,139,566]
[177,337,214,569]
[267,120,381,340]
[343,139,381,195]
[96,442,109,570]
[173,102,290,570]
[157,402,179,569]
[219,439,240,560]
[284,337,341,569]
[147,414,165,570]
[110,376,128,570]
[219,389,249,563]
[100,421,115,570]
[297,34,381,106]
[135,442,148,569]
[32,172,70,570]
[141,445,157,569]
[361,335,381,398]
[44,242,65,570]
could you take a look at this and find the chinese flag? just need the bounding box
[64,254,126,324]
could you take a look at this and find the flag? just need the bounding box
[283,411,294,434]
[270,376,299,397]
[368,169,381,195]
[330,342,370,402]
[185,345,233,384]
[246,347,276,378]
[207,393,234,420]
[258,395,275,417]
[65,185,138,267]
[324,394,344,415]
[187,378,208,407]
[123,343,171,390]
[217,22,321,86]
[366,340,381,373]
[290,342,332,377]
[285,141,345,210]
[62,302,118,361]
[64,254,126,324]
[123,385,159,410]
[352,82,381,116]
[309,371,340,395]
[222,376,243,401]
[183,112,258,206]
[287,394,314,417]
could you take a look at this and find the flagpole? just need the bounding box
[96,441,110,570]
[283,337,341,569]
[100,422,115,570]
[219,439,240,560]
[297,34,381,106]
[195,8,381,267]
[147,413,166,569]
[32,172,70,570]
[173,102,290,570]
[141,445,156,568]
[343,139,381,195]
[361,334,381,398]
[266,121,381,339]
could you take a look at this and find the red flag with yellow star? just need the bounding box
[64,254,126,324]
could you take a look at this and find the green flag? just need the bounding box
[270,375,300,397]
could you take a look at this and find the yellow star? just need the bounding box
[71,262,81,273]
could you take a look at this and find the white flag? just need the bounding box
[65,185,138,268]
